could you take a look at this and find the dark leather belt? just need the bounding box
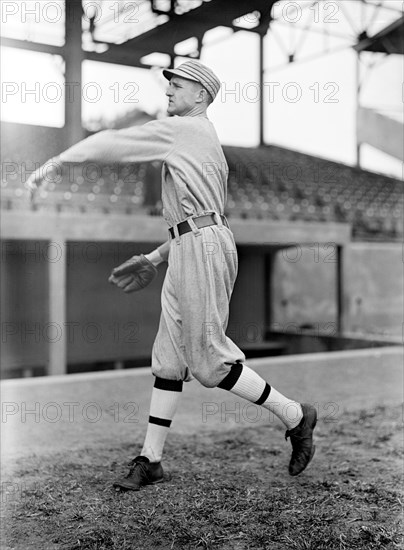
[169,214,229,239]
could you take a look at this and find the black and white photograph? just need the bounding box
[1,1,403,548]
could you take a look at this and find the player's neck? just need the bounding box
[182,104,208,118]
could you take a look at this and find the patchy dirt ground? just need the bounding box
[1,405,402,550]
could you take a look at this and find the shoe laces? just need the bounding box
[126,457,150,479]
[285,417,307,442]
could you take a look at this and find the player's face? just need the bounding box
[166,76,202,116]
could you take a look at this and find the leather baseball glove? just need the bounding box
[108,254,158,293]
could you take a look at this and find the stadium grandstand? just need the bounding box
[1,0,402,378]
[2,137,403,240]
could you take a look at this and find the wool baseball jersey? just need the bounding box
[59,115,229,226]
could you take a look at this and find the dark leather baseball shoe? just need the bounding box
[113,456,171,491]
[285,403,317,476]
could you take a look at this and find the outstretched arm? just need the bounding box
[59,120,174,165]
[26,119,175,198]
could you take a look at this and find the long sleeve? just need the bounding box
[59,119,176,165]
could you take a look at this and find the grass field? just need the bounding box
[2,404,402,550]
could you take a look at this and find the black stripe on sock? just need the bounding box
[149,415,171,428]
[154,377,183,392]
[217,363,244,390]
[255,383,271,405]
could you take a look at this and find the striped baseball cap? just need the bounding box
[163,60,221,101]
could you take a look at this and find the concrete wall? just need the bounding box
[1,241,49,370]
[65,242,164,365]
[1,241,165,373]
[228,249,266,344]
[1,240,401,376]
[2,239,400,376]
[342,243,403,337]
[272,244,338,331]
[0,242,266,375]
[271,242,402,338]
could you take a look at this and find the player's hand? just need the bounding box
[25,158,61,202]
[108,254,158,293]
[25,168,42,202]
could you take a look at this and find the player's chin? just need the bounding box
[167,104,176,116]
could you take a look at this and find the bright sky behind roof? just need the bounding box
[1,0,403,178]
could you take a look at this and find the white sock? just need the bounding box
[141,377,182,462]
[262,386,303,430]
[218,363,303,430]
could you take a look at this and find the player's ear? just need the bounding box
[196,87,206,104]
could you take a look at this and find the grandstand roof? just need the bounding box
[354,15,404,54]
[94,0,275,68]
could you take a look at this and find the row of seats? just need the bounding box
[1,161,150,214]
[223,145,403,240]
[1,146,402,241]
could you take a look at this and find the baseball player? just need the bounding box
[27,60,317,491]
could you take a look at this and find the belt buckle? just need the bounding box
[169,223,180,241]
